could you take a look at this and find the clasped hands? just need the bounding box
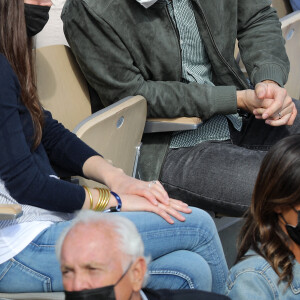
[237,80,297,126]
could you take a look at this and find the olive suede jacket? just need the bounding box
[62,0,289,180]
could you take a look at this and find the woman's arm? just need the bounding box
[82,156,192,224]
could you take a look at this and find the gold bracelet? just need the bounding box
[94,188,110,211]
[94,188,104,211]
[95,188,110,211]
[83,185,93,209]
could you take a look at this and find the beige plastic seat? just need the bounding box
[0,204,22,220]
[281,11,300,100]
[272,0,293,18]
[35,45,147,178]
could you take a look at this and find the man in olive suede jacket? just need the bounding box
[62,0,299,216]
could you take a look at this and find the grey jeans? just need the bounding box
[159,101,300,217]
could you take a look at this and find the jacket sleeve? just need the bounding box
[62,0,237,121]
[237,0,289,86]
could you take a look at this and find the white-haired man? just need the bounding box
[56,211,230,300]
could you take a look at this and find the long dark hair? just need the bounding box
[0,0,43,148]
[237,134,300,285]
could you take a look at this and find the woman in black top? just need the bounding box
[0,0,228,294]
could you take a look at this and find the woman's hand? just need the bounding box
[113,194,192,224]
[83,156,170,206]
[108,170,170,206]
[82,156,192,223]
[82,186,192,224]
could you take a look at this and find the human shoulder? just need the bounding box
[226,251,280,299]
[0,54,20,100]
[64,0,124,16]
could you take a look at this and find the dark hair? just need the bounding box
[0,0,43,148]
[236,134,300,285]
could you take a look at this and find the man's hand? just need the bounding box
[254,81,297,126]
[237,81,297,126]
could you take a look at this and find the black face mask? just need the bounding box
[24,4,50,37]
[64,263,133,300]
[281,208,300,245]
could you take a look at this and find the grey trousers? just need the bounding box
[159,101,300,217]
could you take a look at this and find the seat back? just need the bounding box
[272,0,293,18]
[36,45,147,177]
[0,204,22,220]
[281,11,300,100]
[36,45,91,131]
[0,292,64,299]
[74,95,147,184]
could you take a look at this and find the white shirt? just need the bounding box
[140,290,149,300]
[136,0,158,8]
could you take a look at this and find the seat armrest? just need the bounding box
[144,117,202,133]
[0,204,23,220]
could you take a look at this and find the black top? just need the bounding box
[0,54,99,212]
[143,288,230,300]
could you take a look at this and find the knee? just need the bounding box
[147,250,212,291]
[186,207,217,237]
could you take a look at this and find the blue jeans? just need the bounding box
[0,208,227,294]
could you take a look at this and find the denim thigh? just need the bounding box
[0,221,72,293]
[147,250,212,291]
[120,207,228,294]
[160,101,300,217]
[0,208,226,293]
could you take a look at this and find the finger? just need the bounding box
[262,89,287,119]
[265,113,291,127]
[156,181,169,198]
[253,107,266,116]
[264,100,295,121]
[150,181,170,204]
[169,198,189,207]
[155,204,186,223]
[275,103,294,118]
[287,104,297,125]
[169,201,192,214]
[253,98,274,115]
[146,187,169,206]
[138,189,159,206]
[254,115,264,119]
[255,82,268,99]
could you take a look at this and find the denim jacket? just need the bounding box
[225,250,300,300]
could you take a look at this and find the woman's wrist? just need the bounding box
[82,186,118,210]
[82,155,124,188]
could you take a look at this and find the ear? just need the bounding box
[274,206,283,214]
[128,257,147,292]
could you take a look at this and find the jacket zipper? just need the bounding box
[164,4,183,80]
[194,3,249,89]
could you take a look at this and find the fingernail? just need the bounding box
[262,113,268,119]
